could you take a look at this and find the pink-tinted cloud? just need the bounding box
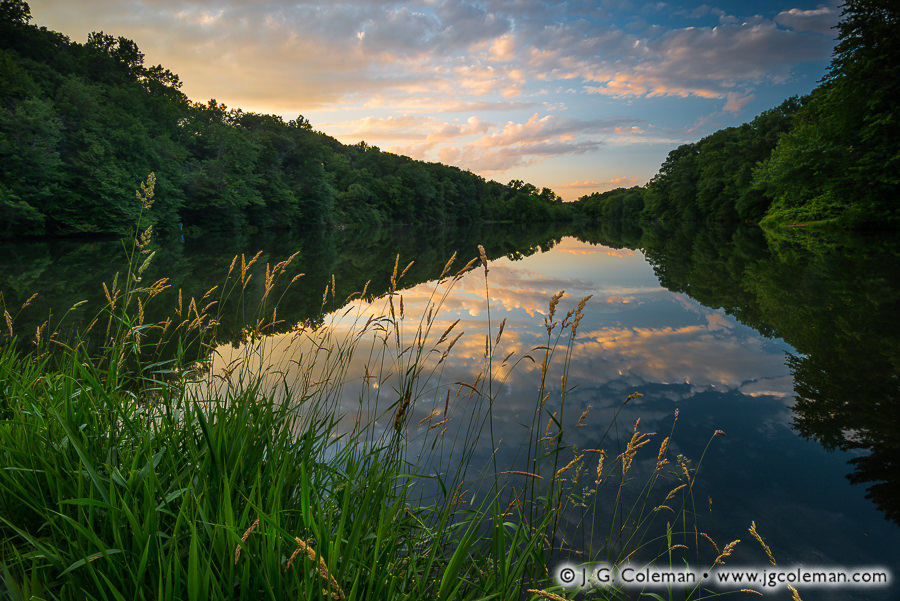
[775,4,840,35]
[559,176,641,189]
[328,115,491,143]
[345,112,648,173]
[723,91,756,113]
[28,0,837,185]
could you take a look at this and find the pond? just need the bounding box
[2,221,898,599]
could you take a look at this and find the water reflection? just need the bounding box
[196,234,898,584]
[2,221,898,589]
[599,222,900,530]
[0,222,572,356]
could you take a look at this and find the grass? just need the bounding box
[0,175,761,600]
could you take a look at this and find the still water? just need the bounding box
[2,221,898,598]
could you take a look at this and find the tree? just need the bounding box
[0,97,62,234]
[0,6,565,237]
[827,0,899,85]
[86,32,145,77]
[643,143,699,221]
[757,0,899,227]
[0,0,31,25]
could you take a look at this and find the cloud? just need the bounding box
[489,34,516,62]
[603,248,638,258]
[582,18,833,104]
[330,112,646,173]
[555,176,644,200]
[356,7,441,59]
[447,113,643,171]
[39,0,831,114]
[434,1,510,49]
[28,0,838,184]
[360,94,540,114]
[775,4,840,36]
[347,255,789,399]
[452,139,603,172]
[559,177,640,189]
[570,316,790,392]
[723,91,755,113]
[559,180,606,189]
[326,114,491,143]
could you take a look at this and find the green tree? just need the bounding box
[643,143,700,221]
[757,0,899,228]
[85,31,145,79]
[0,3,563,237]
[0,0,30,25]
[0,97,61,234]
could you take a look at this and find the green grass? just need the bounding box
[0,176,751,600]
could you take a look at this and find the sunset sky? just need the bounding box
[28,0,840,199]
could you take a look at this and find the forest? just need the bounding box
[2,0,896,237]
[0,1,569,238]
[574,0,898,229]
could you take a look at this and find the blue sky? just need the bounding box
[30,0,840,199]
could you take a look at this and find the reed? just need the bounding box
[0,177,764,601]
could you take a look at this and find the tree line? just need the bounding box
[0,0,569,238]
[2,0,895,237]
[573,0,898,229]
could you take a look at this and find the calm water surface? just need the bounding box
[3,222,898,599]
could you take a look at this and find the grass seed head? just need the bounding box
[624,391,643,404]
[655,436,670,471]
[714,539,741,565]
[700,532,720,554]
[526,589,569,601]
[440,251,457,278]
[576,405,591,427]
[555,454,583,479]
[20,292,38,310]
[286,538,346,600]
[748,521,776,566]
[234,518,260,565]
[495,318,507,346]
[391,254,399,289]
[393,389,412,432]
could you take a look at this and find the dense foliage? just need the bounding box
[574,219,900,525]
[570,186,646,222]
[0,177,711,598]
[0,1,568,238]
[640,98,804,223]
[571,96,801,224]
[576,0,897,229]
[3,0,895,236]
[756,0,899,227]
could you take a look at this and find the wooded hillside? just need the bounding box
[0,0,569,238]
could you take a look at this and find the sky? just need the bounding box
[29,0,840,199]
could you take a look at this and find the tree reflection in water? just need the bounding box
[584,221,900,526]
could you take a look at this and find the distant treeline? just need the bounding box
[2,0,896,237]
[0,1,569,238]
[574,0,898,229]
